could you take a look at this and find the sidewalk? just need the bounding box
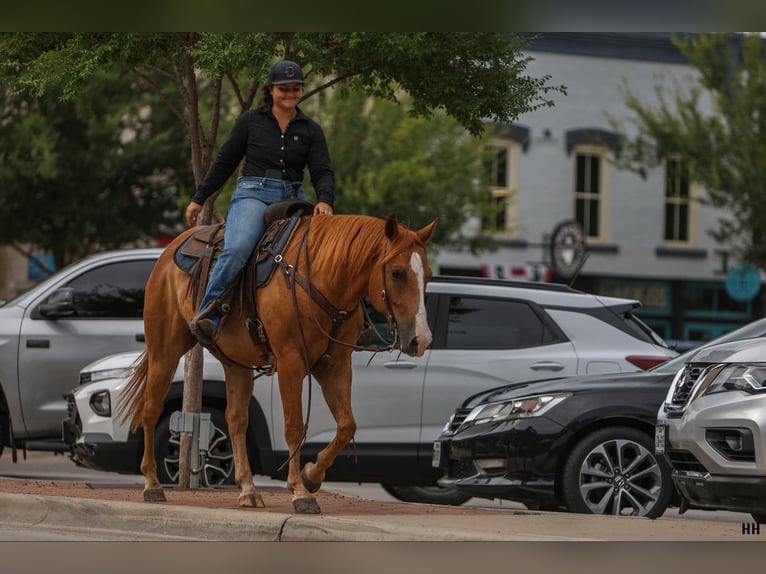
[0,485,759,541]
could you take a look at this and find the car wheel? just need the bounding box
[562,426,673,519]
[0,417,5,459]
[381,484,472,506]
[155,407,236,486]
[751,513,766,524]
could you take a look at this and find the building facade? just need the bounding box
[436,33,764,346]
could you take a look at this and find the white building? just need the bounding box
[436,33,762,346]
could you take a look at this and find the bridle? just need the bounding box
[275,217,409,470]
[289,221,404,357]
[377,243,399,346]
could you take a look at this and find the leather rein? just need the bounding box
[274,216,401,470]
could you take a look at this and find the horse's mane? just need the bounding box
[308,214,422,272]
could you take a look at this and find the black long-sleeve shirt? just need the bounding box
[192,106,335,206]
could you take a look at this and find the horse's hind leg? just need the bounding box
[222,363,264,508]
[301,357,356,498]
[140,349,184,501]
[139,282,196,500]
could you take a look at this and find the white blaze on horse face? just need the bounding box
[410,251,432,352]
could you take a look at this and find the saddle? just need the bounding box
[173,198,315,356]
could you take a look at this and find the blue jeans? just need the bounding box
[196,176,308,320]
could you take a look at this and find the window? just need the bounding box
[574,146,610,241]
[483,142,519,234]
[664,157,694,244]
[63,259,156,318]
[445,296,561,350]
[684,283,750,318]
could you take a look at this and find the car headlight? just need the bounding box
[457,394,568,432]
[89,390,112,417]
[82,367,134,385]
[700,365,766,396]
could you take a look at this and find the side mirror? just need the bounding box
[37,288,76,319]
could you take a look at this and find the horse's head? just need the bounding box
[369,213,438,357]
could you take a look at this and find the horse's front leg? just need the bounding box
[301,358,356,495]
[223,364,264,508]
[278,364,321,514]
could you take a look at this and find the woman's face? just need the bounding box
[271,83,303,111]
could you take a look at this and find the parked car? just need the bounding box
[0,248,162,460]
[64,276,676,505]
[434,318,766,516]
[657,336,766,524]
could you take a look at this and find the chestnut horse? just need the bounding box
[118,212,437,514]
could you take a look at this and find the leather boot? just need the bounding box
[190,300,224,349]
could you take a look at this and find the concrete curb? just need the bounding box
[0,492,593,541]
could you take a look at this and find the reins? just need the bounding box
[275,216,402,471]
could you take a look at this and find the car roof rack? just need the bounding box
[432,275,583,294]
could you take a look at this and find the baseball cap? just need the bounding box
[268,60,305,85]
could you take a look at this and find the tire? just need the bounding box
[381,484,472,506]
[562,426,673,519]
[751,514,766,524]
[0,416,5,460]
[155,407,236,486]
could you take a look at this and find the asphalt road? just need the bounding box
[0,449,751,523]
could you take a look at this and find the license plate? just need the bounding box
[431,441,442,468]
[655,424,667,455]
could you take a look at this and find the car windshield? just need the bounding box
[650,317,766,374]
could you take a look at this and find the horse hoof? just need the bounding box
[239,493,265,508]
[144,488,166,502]
[301,467,322,493]
[292,497,321,514]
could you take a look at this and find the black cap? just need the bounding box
[268,60,304,85]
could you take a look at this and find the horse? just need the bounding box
[118,212,438,514]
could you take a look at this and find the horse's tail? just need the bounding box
[115,351,149,433]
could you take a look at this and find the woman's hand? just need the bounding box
[186,201,203,226]
[314,201,333,216]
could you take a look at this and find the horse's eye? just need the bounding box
[391,268,405,281]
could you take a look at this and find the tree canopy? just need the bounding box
[0,70,192,267]
[0,32,564,227]
[613,32,766,269]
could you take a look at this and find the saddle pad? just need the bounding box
[174,224,225,275]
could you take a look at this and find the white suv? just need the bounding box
[64,276,677,505]
[657,337,766,523]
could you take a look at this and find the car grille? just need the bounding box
[445,408,473,434]
[79,372,92,385]
[667,364,705,409]
[62,393,83,445]
[665,449,708,473]
[447,459,477,479]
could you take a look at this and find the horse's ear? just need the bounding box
[416,217,438,244]
[384,213,399,240]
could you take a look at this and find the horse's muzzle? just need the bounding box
[402,333,431,357]
[403,336,420,356]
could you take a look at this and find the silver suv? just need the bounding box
[0,249,162,458]
[64,275,676,505]
[657,337,766,524]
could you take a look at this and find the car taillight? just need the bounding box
[626,355,670,370]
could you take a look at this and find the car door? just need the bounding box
[17,257,156,436]
[418,293,579,447]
